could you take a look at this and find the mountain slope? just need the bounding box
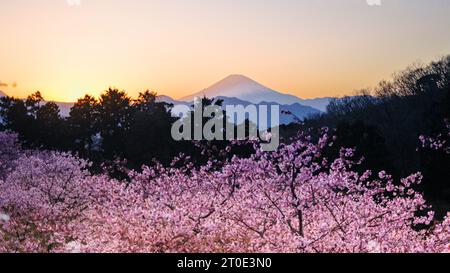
[157,95,190,106]
[181,74,332,112]
[216,96,320,124]
[54,102,74,117]
[297,97,332,112]
[159,95,320,125]
[0,90,6,97]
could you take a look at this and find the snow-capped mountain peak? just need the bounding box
[181,75,331,112]
[181,74,273,101]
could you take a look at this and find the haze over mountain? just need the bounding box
[0,90,6,97]
[181,75,332,112]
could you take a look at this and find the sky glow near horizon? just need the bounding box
[1,0,450,102]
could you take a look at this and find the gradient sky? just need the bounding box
[1,0,450,102]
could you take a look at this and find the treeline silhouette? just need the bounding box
[0,90,185,172]
[0,90,255,176]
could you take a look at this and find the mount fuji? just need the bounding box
[180,75,332,112]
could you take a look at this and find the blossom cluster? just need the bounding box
[420,122,450,154]
[0,131,448,253]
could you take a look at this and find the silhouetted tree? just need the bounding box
[34,102,66,149]
[125,90,177,167]
[97,88,132,159]
[68,95,100,156]
[25,91,44,117]
[0,96,33,142]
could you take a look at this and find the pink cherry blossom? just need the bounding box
[420,121,450,154]
[0,130,448,253]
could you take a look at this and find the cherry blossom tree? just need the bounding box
[0,151,92,252]
[1,129,449,253]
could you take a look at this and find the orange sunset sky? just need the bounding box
[1,0,450,102]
